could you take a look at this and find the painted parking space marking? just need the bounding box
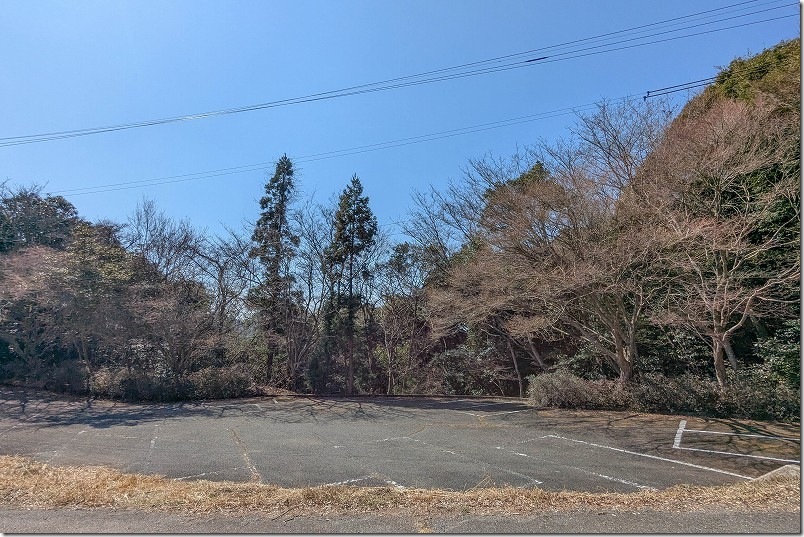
[674,420,687,448]
[324,474,406,490]
[174,467,246,481]
[674,445,800,463]
[143,423,160,471]
[544,434,752,480]
[495,446,528,457]
[325,476,373,486]
[586,470,656,490]
[0,424,21,435]
[686,430,800,441]
[7,389,798,491]
[410,436,543,486]
[510,438,656,490]
[673,419,801,463]
[331,435,414,450]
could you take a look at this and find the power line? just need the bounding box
[1,0,795,147]
[53,72,715,197]
[644,77,719,99]
[52,105,597,196]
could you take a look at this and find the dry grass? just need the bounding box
[0,455,798,516]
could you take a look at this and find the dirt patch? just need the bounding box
[0,455,798,516]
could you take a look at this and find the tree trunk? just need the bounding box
[712,337,728,388]
[526,336,546,370]
[723,337,738,372]
[506,337,524,398]
[265,351,274,385]
[613,330,633,383]
[346,256,355,396]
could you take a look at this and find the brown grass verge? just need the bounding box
[0,455,799,516]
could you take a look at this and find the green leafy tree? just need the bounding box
[0,185,80,251]
[325,175,377,395]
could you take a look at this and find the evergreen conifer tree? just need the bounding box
[250,155,299,383]
[325,175,377,394]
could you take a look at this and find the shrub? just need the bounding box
[527,369,799,422]
[90,367,192,402]
[44,361,88,395]
[717,367,800,421]
[754,319,801,389]
[188,364,254,400]
[630,373,718,415]
[526,370,630,409]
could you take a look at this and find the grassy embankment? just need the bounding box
[0,455,798,516]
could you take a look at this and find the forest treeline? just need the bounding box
[0,40,799,419]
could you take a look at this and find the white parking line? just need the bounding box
[544,434,751,480]
[457,409,527,418]
[382,478,406,490]
[414,439,542,486]
[0,424,20,435]
[674,446,800,463]
[174,467,245,481]
[494,446,528,457]
[674,420,687,448]
[587,471,656,491]
[143,423,160,470]
[683,429,800,441]
[508,440,656,490]
[323,474,407,489]
[324,476,371,486]
[672,419,800,463]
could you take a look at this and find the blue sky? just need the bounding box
[1,0,799,242]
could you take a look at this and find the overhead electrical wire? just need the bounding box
[52,105,594,196]
[54,73,718,197]
[644,76,719,99]
[0,0,795,147]
[56,51,790,197]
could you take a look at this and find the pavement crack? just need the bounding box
[230,428,262,482]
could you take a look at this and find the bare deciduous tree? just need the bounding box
[643,96,800,387]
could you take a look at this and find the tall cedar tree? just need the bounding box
[250,155,299,384]
[326,175,377,395]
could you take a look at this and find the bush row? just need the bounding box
[89,364,255,402]
[526,368,800,422]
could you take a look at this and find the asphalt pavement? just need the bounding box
[0,388,799,493]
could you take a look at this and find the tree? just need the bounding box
[377,242,429,394]
[124,198,199,283]
[644,95,800,387]
[249,155,300,384]
[325,175,378,395]
[424,99,673,386]
[188,229,257,364]
[0,184,80,251]
[0,246,67,383]
[61,221,137,393]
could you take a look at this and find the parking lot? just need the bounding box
[0,387,799,492]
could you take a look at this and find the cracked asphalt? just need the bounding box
[0,387,799,492]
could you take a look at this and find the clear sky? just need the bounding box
[1,0,799,242]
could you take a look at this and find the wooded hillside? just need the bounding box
[0,39,799,420]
